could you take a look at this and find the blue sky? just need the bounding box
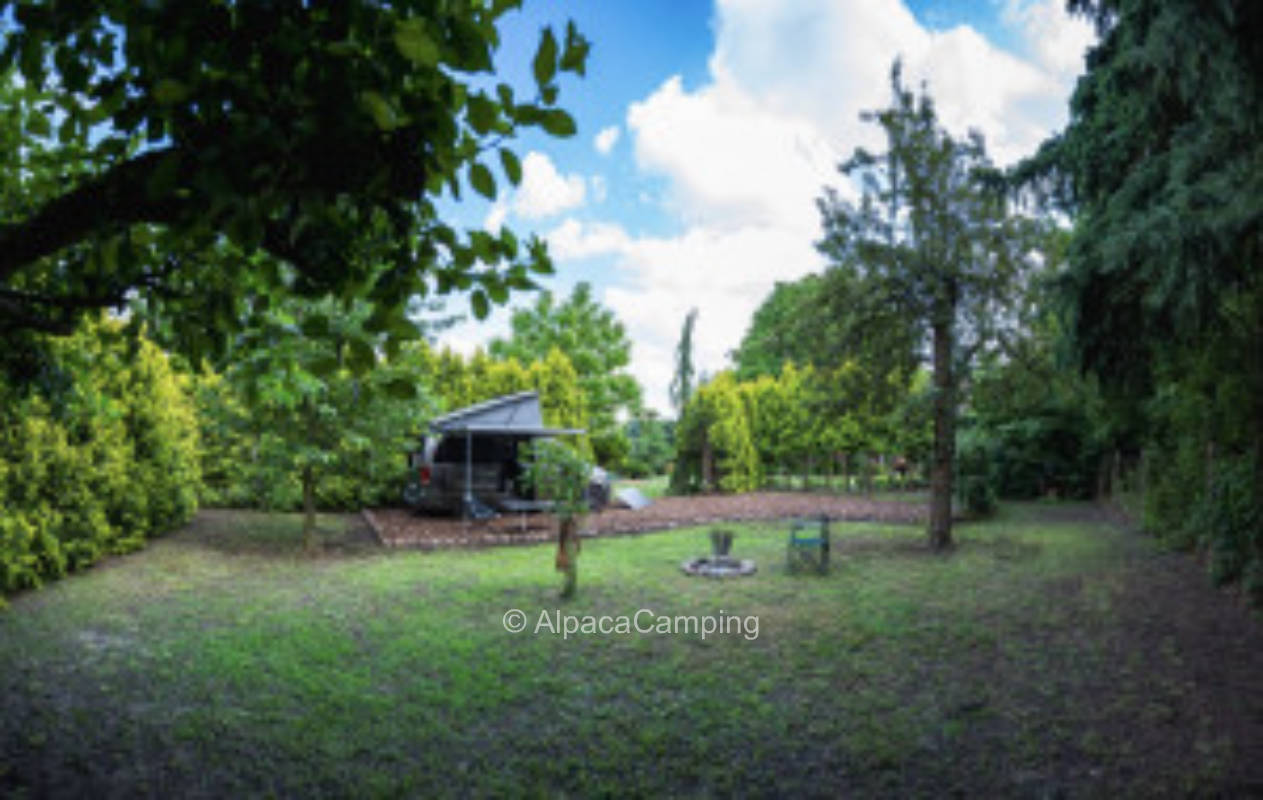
[437,0,1095,415]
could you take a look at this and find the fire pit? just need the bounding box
[681,530,757,578]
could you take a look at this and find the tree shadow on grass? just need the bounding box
[174,508,382,558]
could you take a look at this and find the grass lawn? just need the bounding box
[612,474,670,499]
[2,504,1260,797]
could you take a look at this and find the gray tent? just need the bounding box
[430,391,581,437]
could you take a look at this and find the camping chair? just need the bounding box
[787,516,830,574]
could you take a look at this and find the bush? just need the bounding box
[671,373,761,494]
[955,427,998,516]
[0,318,200,603]
[194,340,588,511]
[1185,457,1262,591]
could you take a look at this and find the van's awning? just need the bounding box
[429,391,584,437]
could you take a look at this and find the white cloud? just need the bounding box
[536,217,824,413]
[449,1,1095,415]
[628,75,838,231]
[512,151,586,219]
[608,0,1093,413]
[603,223,823,412]
[590,174,608,203]
[546,218,632,261]
[434,304,514,359]
[482,200,508,233]
[702,0,1082,167]
[1004,0,1095,79]
[594,124,621,155]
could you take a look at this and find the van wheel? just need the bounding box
[402,481,424,507]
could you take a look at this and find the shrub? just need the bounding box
[1185,457,1262,590]
[671,373,761,494]
[0,317,200,603]
[955,426,998,516]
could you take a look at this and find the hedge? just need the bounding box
[0,318,200,606]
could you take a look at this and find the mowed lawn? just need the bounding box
[2,504,1261,797]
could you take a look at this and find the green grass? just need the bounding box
[612,473,670,499]
[0,504,1251,796]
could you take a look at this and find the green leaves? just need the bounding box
[471,289,490,320]
[360,91,399,131]
[539,109,576,138]
[499,148,522,186]
[0,3,589,353]
[152,79,189,105]
[468,162,496,200]
[145,152,182,200]
[533,28,558,89]
[560,21,590,77]
[466,92,498,135]
[393,18,439,67]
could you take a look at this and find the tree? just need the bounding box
[1017,0,1263,599]
[489,282,640,465]
[621,410,674,478]
[1,316,200,602]
[732,269,918,386]
[669,307,698,414]
[671,372,760,494]
[520,438,592,598]
[219,296,432,549]
[0,2,589,357]
[732,267,921,492]
[1018,0,1263,456]
[731,280,820,381]
[817,62,1034,549]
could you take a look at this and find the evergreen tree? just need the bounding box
[670,308,699,414]
[1020,0,1263,598]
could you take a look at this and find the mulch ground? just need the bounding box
[365,491,925,549]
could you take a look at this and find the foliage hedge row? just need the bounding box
[1137,360,1263,604]
[671,364,931,494]
[0,318,200,606]
[194,341,591,511]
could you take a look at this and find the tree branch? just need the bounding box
[0,286,128,310]
[0,148,185,284]
[0,296,77,336]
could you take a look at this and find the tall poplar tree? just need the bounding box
[670,308,698,415]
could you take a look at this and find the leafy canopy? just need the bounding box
[1017,0,1263,402]
[217,294,432,545]
[489,282,641,465]
[0,1,589,358]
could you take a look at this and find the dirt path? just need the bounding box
[1092,512,1263,793]
[367,491,925,548]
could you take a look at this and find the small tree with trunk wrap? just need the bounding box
[520,438,592,598]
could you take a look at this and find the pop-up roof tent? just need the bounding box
[427,391,583,517]
[429,391,581,437]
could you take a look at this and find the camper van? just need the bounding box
[403,392,608,517]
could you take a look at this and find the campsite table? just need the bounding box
[496,498,554,532]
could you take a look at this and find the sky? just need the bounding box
[435,0,1096,416]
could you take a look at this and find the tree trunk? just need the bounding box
[701,431,714,491]
[929,317,955,550]
[302,465,318,553]
[556,516,579,598]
